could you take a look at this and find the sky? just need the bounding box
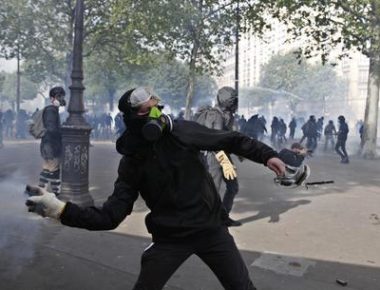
[0,58,16,73]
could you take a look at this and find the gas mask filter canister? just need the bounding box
[142,106,173,141]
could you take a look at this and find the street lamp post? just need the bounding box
[235,1,240,96]
[60,0,93,206]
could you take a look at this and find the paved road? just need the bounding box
[0,140,379,289]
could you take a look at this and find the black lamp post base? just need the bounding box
[60,125,93,207]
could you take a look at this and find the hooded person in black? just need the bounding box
[26,87,286,290]
[335,115,349,163]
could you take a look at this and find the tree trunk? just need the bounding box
[64,4,75,92]
[16,46,21,113]
[184,69,195,120]
[184,35,200,120]
[65,52,73,91]
[361,55,380,159]
[108,89,115,112]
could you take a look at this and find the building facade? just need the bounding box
[216,23,371,122]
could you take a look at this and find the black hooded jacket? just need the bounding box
[40,105,62,159]
[60,120,278,241]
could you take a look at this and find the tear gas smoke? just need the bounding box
[0,169,41,279]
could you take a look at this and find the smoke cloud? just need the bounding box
[0,169,41,279]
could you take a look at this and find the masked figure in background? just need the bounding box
[37,87,66,195]
[194,86,242,227]
[26,86,286,290]
[335,115,349,164]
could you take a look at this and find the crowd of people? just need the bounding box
[230,113,353,164]
[0,100,362,166]
[0,108,127,146]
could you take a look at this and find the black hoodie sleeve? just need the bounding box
[60,157,139,230]
[171,120,278,165]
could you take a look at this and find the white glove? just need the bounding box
[215,151,237,180]
[26,186,66,219]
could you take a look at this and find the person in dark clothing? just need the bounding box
[16,109,28,139]
[316,117,324,140]
[324,120,336,151]
[26,86,286,290]
[4,109,15,138]
[39,86,66,194]
[114,112,126,138]
[176,110,185,121]
[238,114,247,133]
[301,115,318,152]
[278,119,287,146]
[245,114,259,139]
[359,123,365,149]
[257,116,267,141]
[288,117,297,140]
[271,117,280,146]
[278,142,307,168]
[335,115,349,164]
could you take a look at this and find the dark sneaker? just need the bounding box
[225,217,242,227]
[341,157,350,164]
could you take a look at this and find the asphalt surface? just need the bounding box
[0,139,379,290]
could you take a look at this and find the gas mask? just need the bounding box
[217,86,238,113]
[52,96,66,107]
[119,87,173,141]
[142,106,173,141]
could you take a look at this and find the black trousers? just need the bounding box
[133,227,256,290]
[335,138,348,159]
[223,177,239,214]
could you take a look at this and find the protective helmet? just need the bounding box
[118,87,172,141]
[118,87,160,115]
[216,86,238,113]
[274,164,310,188]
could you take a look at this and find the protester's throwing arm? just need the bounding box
[172,120,285,176]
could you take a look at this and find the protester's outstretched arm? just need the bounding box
[60,178,138,230]
[172,120,280,166]
[27,157,139,231]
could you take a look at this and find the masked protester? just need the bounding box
[194,87,242,226]
[39,86,66,195]
[26,86,285,290]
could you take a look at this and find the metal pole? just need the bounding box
[60,0,93,206]
[235,1,240,96]
[16,46,20,113]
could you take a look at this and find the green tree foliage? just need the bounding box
[0,0,35,60]
[0,72,38,102]
[0,0,38,111]
[112,0,237,118]
[84,47,127,111]
[84,53,216,112]
[20,0,131,89]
